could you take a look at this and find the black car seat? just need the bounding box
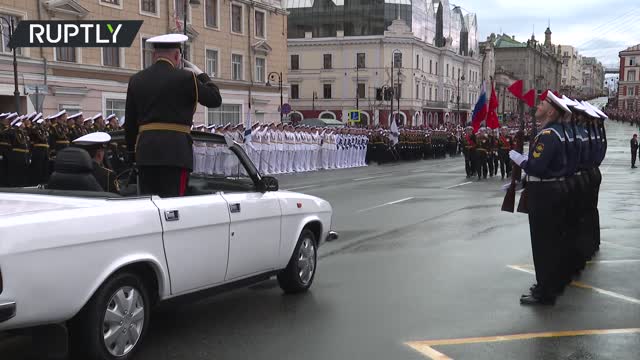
[47,147,104,192]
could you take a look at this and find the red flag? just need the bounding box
[523,89,536,108]
[507,80,524,99]
[487,83,500,129]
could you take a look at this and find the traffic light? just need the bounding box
[376,88,383,101]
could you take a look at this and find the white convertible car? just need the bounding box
[0,131,337,360]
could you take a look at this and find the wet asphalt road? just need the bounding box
[3,99,640,359]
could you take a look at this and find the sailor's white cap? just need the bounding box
[73,132,112,145]
[10,117,21,126]
[545,91,571,114]
[68,112,83,120]
[52,110,67,119]
[33,113,43,122]
[83,117,94,123]
[105,114,117,121]
[25,111,38,120]
[91,113,103,121]
[561,95,579,107]
[583,102,607,119]
[147,33,188,49]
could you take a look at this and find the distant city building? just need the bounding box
[286,0,482,127]
[478,40,518,120]
[581,57,605,99]
[617,44,640,110]
[558,45,583,97]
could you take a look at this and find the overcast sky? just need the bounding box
[456,0,640,67]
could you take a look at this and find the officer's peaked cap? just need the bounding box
[147,34,188,49]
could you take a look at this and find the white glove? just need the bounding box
[509,150,527,166]
[183,59,203,75]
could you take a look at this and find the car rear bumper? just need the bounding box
[325,231,339,242]
[0,302,16,323]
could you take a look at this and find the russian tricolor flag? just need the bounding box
[471,80,487,133]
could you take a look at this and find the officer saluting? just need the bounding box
[124,33,222,197]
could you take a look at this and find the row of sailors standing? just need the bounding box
[191,123,369,177]
[0,110,123,187]
[508,91,607,306]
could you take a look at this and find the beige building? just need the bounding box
[581,56,605,99]
[0,0,288,125]
[558,44,582,97]
[617,44,640,110]
[286,0,482,128]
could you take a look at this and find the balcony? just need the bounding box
[424,100,448,108]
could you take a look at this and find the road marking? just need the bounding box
[356,197,414,213]
[587,259,640,264]
[284,185,319,191]
[405,328,640,360]
[507,265,640,305]
[601,241,640,251]
[445,181,473,189]
[352,173,393,181]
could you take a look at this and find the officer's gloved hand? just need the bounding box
[182,60,204,75]
[509,150,527,166]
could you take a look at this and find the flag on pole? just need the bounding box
[471,80,488,133]
[522,89,536,107]
[389,116,399,146]
[507,79,524,99]
[487,81,500,129]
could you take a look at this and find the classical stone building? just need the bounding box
[617,44,640,111]
[484,29,562,99]
[581,56,605,99]
[558,45,583,97]
[286,0,482,128]
[478,39,518,121]
[0,0,288,125]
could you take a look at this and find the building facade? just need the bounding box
[558,45,582,97]
[486,30,562,99]
[286,0,482,128]
[0,0,288,125]
[617,44,640,111]
[478,39,518,121]
[581,57,605,99]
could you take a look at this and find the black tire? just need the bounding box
[69,271,151,360]
[278,229,318,294]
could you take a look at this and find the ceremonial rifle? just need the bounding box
[501,100,525,212]
[517,98,539,214]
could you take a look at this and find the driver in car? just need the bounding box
[72,132,120,194]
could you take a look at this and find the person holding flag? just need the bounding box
[471,80,488,133]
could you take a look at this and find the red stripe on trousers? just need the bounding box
[179,168,188,196]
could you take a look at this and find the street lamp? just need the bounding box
[182,0,200,54]
[312,91,317,111]
[0,16,20,114]
[391,49,401,125]
[267,71,283,123]
[457,74,465,125]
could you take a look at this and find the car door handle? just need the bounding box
[229,203,241,213]
[165,210,180,221]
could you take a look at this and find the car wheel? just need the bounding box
[278,229,317,294]
[69,271,150,360]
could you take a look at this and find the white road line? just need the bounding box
[445,181,473,189]
[587,259,640,264]
[601,241,640,252]
[356,197,414,213]
[352,174,393,181]
[284,185,319,191]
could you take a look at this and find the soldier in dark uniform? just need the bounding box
[48,110,70,158]
[68,113,88,140]
[0,112,13,186]
[475,129,489,180]
[509,91,572,305]
[28,114,50,185]
[91,113,106,133]
[124,33,222,197]
[7,116,30,187]
[72,132,120,193]
[497,127,513,180]
[461,127,476,177]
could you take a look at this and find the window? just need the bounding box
[630,57,636,66]
[446,64,449,77]
[458,68,460,80]
[207,104,241,126]
[416,83,419,99]
[255,57,265,83]
[435,62,438,75]
[323,54,332,69]
[323,84,332,99]
[56,47,76,63]
[0,14,21,55]
[429,60,433,74]
[291,84,299,99]
[205,0,218,28]
[231,4,243,34]
[393,52,402,68]
[103,48,121,67]
[101,0,120,5]
[206,49,218,77]
[435,88,438,100]
[357,53,366,69]
[628,70,636,82]
[357,83,366,99]
[232,54,243,80]
[59,104,81,114]
[142,37,153,69]
[630,87,635,96]
[105,99,125,120]
[563,68,567,76]
[429,87,433,100]
[255,10,265,38]
[291,55,299,70]
[141,0,157,14]
[416,54,419,70]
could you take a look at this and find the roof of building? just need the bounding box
[493,34,526,48]
[621,44,640,54]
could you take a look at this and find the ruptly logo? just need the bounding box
[8,21,143,48]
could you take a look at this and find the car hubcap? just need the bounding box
[103,286,145,357]
[297,238,316,285]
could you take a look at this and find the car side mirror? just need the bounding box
[259,176,279,192]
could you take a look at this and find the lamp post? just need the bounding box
[0,16,20,114]
[391,49,401,125]
[182,0,200,55]
[457,74,465,125]
[267,71,283,123]
[312,91,317,111]
[356,62,360,112]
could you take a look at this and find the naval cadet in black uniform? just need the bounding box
[7,115,30,187]
[509,91,572,306]
[124,33,222,197]
[0,112,13,186]
[28,114,50,185]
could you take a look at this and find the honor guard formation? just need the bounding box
[508,90,607,306]
[0,110,125,190]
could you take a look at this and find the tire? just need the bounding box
[278,229,318,294]
[69,272,151,360]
